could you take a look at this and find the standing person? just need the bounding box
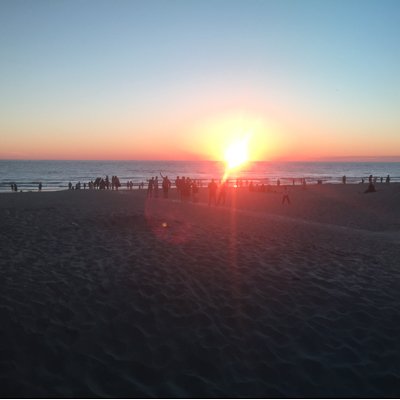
[217,181,227,206]
[179,177,186,201]
[154,177,159,198]
[208,179,218,206]
[282,186,290,205]
[342,175,346,184]
[38,182,42,191]
[147,177,154,198]
[175,176,181,197]
[180,177,191,202]
[115,176,121,190]
[192,181,199,202]
[160,173,171,198]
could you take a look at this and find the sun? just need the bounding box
[224,136,249,169]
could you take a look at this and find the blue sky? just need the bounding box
[1,0,399,160]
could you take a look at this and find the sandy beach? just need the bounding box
[1,183,400,397]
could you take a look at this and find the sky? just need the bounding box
[1,0,399,161]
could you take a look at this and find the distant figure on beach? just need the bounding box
[112,175,121,190]
[369,174,373,183]
[147,177,154,198]
[38,182,42,191]
[364,182,376,193]
[282,186,290,205]
[68,182,72,190]
[386,174,390,184]
[175,176,181,196]
[180,177,191,202]
[342,175,346,184]
[160,173,171,198]
[154,177,159,198]
[277,178,280,186]
[192,181,199,202]
[10,183,14,192]
[208,179,218,206]
[217,181,227,206]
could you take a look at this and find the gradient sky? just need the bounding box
[1,0,399,161]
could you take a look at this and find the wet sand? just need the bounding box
[0,183,400,397]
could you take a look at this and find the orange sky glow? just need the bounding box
[1,1,400,162]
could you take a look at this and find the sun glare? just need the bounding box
[224,136,249,169]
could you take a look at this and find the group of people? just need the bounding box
[146,174,201,201]
[207,179,228,206]
[68,175,124,191]
[93,175,122,190]
[9,182,42,192]
[146,176,162,198]
[361,174,391,193]
[23,172,393,198]
[175,176,200,202]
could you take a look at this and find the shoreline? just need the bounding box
[1,179,399,192]
[2,159,400,192]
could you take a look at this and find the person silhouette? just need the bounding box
[217,181,227,205]
[147,177,154,198]
[160,173,171,198]
[208,179,218,206]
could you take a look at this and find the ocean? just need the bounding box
[1,160,400,192]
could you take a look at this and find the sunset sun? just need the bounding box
[224,137,250,169]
